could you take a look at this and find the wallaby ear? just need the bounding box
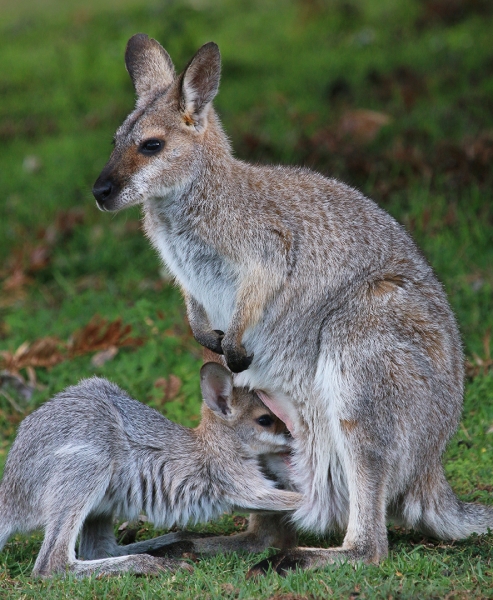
[200,362,233,417]
[125,33,175,99]
[180,42,221,131]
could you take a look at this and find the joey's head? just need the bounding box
[92,34,222,212]
[199,362,293,458]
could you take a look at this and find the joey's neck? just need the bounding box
[194,416,245,465]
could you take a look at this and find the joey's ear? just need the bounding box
[180,42,221,131]
[125,34,175,99]
[200,362,233,417]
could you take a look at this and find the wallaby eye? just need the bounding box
[139,139,164,156]
[257,414,274,427]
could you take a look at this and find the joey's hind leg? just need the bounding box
[34,515,193,578]
[77,515,194,576]
[31,464,112,577]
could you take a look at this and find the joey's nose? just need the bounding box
[92,180,114,208]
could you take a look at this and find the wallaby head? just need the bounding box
[199,361,292,457]
[93,34,223,212]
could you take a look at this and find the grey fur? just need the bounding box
[0,368,301,578]
[92,35,493,573]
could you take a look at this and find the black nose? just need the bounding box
[92,180,113,205]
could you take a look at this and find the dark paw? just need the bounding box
[195,330,224,354]
[209,330,225,354]
[224,348,254,373]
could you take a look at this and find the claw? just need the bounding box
[209,330,225,354]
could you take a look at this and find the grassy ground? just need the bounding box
[1,0,492,597]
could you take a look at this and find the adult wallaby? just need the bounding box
[92,34,493,574]
[0,368,301,578]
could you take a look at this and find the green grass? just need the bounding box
[1,0,493,597]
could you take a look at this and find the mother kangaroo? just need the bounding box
[93,34,493,574]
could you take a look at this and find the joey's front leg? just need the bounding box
[185,293,224,354]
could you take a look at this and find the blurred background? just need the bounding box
[1,0,492,459]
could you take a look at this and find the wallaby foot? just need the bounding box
[186,513,297,556]
[125,514,297,558]
[247,543,384,578]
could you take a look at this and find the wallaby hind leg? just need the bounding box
[144,513,297,556]
[32,511,91,577]
[63,553,193,578]
[403,467,493,540]
[249,427,389,577]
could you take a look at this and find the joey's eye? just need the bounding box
[139,139,164,156]
[257,414,274,427]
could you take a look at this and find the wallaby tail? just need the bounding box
[403,470,493,540]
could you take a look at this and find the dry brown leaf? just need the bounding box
[337,109,392,143]
[2,266,32,293]
[154,374,182,402]
[91,346,118,367]
[1,337,65,375]
[0,317,144,379]
[465,329,493,379]
[0,209,86,305]
[55,208,85,236]
[27,245,51,271]
[69,316,144,357]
